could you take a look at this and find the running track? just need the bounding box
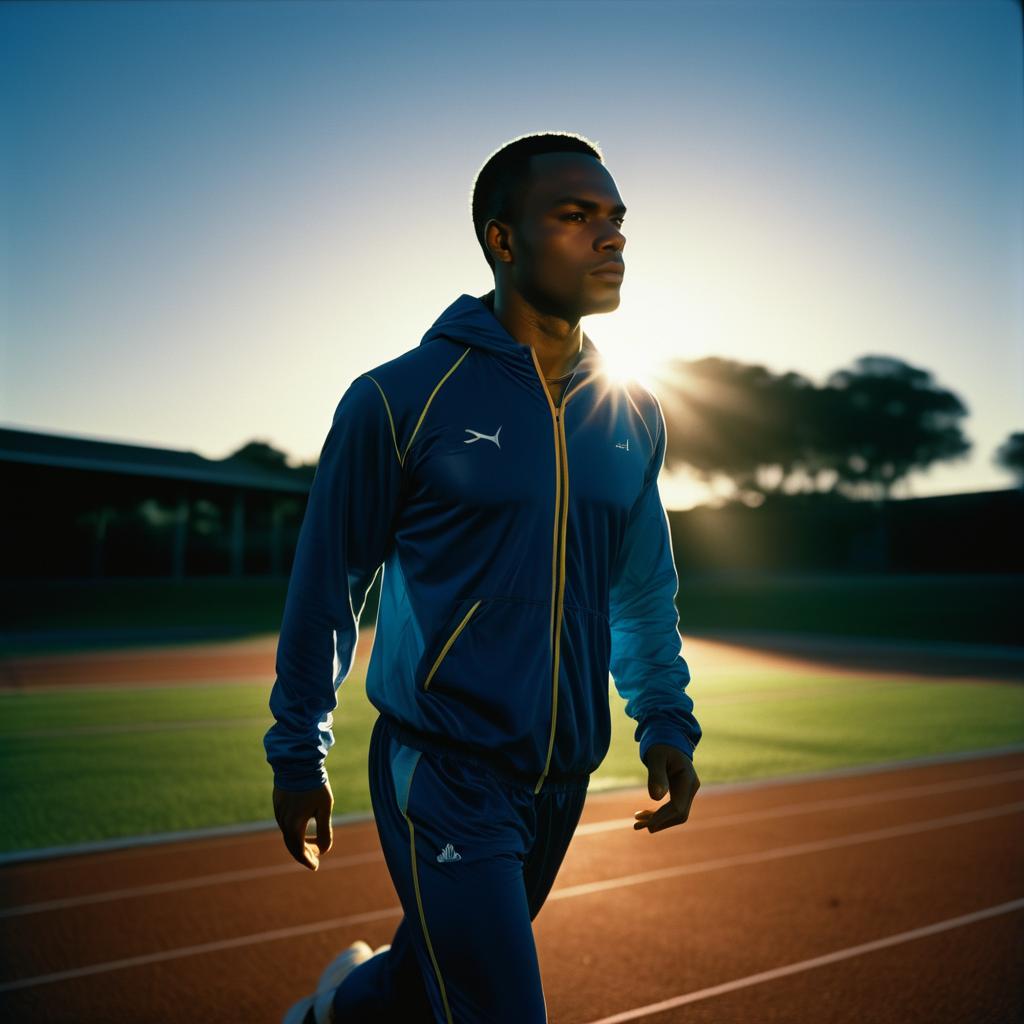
[1,632,1021,1021]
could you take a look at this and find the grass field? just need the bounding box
[2,665,1022,855]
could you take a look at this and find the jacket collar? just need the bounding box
[420,289,605,377]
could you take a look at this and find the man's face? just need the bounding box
[499,152,627,320]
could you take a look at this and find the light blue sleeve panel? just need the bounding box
[608,393,702,765]
[263,374,405,791]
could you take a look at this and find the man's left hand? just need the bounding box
[633,744,700,834]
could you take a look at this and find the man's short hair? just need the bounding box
[470,131,604,271]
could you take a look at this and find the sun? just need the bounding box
[587,315,679,394]
[583,285,695,393]
[596,338,666,391]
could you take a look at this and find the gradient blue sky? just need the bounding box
[2,0,1021,508]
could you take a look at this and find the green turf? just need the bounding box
[2,666,1022,855]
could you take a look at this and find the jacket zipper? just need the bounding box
[529,348,577,794]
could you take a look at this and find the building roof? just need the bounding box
[0,426,312,493]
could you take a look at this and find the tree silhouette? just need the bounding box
[994,431,1024,488]
[821,355,971,500]
[227,440,293,471]
[656,356,818,499]
[655,353,972,502]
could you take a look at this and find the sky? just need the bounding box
[2,0,1021,510]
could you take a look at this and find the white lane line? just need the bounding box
[4,743,1022,866]
[5,767,1022,917]
[550,800,1024,901]
[583,743,1024,804]
[1,800,1021,992]
[580,896,1024,1024]
[0,810,378,867]
[576,766,1024,836]
[0,909,409,993]
[0,851,384,918]
[5,767,1024,918]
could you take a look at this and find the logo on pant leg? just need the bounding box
[436,842,463,863]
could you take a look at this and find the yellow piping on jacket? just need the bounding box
[423,599,483,691]
[362,346,472,470]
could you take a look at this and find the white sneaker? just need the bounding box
[281,939,380,1024]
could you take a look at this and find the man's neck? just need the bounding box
[489,287,583,380]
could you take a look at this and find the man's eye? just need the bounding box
[564,212,626,226]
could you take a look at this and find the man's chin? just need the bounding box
[581,290,622,316]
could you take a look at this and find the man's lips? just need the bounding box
[591,261,625,280]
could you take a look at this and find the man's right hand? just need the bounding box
[272,779,334,871]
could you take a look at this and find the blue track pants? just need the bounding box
[331,712,590,1022]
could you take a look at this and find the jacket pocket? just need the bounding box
[413,596,554,762]
[421,598,483,692]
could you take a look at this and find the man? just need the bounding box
[266,130,702,1024]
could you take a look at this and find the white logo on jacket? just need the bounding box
[437,842,463,863]
[464,426,502,448]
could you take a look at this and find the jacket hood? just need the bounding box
[420,289,605,376]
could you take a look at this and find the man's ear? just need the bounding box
[484,218,513,265]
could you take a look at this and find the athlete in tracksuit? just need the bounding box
[265,143,702,1022]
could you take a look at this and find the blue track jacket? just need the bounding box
[264,290,701,794]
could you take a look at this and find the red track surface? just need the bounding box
[1,632,1021,1021]
[1,751,1021,1022]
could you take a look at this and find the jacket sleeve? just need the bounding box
[263,374,405,791]
[608,392,702,765]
